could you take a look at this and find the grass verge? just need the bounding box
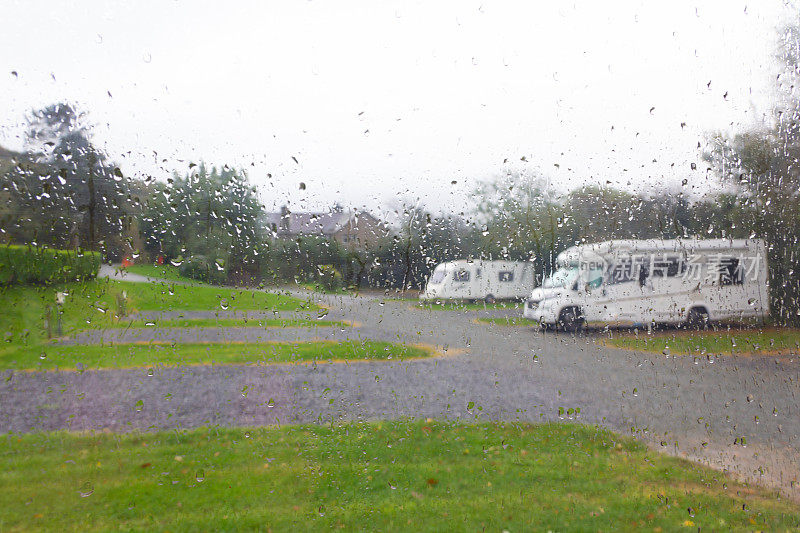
[299,282,352,295]
[603,327,800,356]
[0,340,431,370]
[119,318,349,329]
[0,279,319,337]
[476,317,540,327]
[0,421,796,531]
[0,280,321,366]
[121,264,203,284]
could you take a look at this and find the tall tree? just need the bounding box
[704,17,800,325]
[2,103,133,256]
[139,164,264,284]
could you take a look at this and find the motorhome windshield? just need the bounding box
[542,267,579,288]
[429,266,447,285]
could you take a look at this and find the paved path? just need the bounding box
[1,285,799,495]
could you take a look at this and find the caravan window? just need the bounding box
[719,257,744,286]
[608,258,638,284]
[586,267,604,289]
[651,256,685,278]
[453,269,470,282]
[429,267,447,285]
[542,267,579,288]
[498,271,514,282]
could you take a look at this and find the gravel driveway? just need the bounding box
[2,288,799,494]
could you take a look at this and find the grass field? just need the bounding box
[476,317,540,327]
[0,340,431,370]
[122,264,204,284]
[300,282,352,295]
[0,280,318,339]
[604,327,800,356]
[0,280,321,368]
[0,421,796,531]
[120,317,349,329]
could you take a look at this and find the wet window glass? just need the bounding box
[452,269,470,282]
[2,1,800,530]
[542,266,579,288]
[498,270,514,282]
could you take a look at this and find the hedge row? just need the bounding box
[0,245,101,285]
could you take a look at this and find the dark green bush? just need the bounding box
[0,245,101,285]
[315,264,344,291]
[179,255,227,285]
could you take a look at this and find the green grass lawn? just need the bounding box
[299,282,352,295]
[0,340,431,370]
[0,421,795,531]
[604,328,800,356]
[0,280,321,365]
[122,263,204,284]
[120,317,349,329]
[476,317,540,327]
[417,301,522,311]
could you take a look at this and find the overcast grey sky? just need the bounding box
[0,1,793,216]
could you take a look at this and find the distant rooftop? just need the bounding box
[264,209,382,236]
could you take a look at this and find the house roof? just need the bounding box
[265,210,380,235]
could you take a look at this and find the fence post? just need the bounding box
[45,304,52,339]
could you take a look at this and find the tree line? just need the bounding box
[2,12,800,325]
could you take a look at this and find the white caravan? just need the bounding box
[523,239,769,330]
[420,260,536,302]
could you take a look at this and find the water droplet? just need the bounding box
[79,481,94,497]
[195,469,205,482]
[39,352,46,360]
[220,299,229,310]
[135,399,144,412]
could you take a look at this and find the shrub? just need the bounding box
[179,255,227,285]
[316,264,344,291]
[0,245,101,285]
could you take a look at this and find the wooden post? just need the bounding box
[45,304,52,339]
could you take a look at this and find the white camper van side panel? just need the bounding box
[421,260,535,301]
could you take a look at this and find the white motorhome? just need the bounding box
[523,239,769,330]
[420,260,535,302]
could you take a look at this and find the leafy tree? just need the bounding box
[139,164,264,284]
[704,17,800,324]
[1,103,134,257]
[473,173,561,281]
